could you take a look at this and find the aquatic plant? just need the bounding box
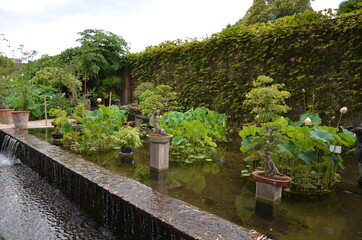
[159,107,228,162]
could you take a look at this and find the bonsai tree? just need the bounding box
[240,117,289,176]
[240,75,291,176]
[243,75,290,123]
[137,84,178,135]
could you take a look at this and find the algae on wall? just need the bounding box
[123,12,362,124]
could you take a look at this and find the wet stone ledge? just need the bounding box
[0,129,260,240]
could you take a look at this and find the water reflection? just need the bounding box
[29,129,362,240]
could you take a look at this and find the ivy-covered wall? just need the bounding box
[124,12,362,125]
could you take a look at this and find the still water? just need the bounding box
[30,129,362,239]
[0,148,116,239]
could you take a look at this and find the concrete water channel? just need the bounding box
[1,125,362,239]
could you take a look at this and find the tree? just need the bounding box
[337,0,362,15]
[76,29,129,95]
[236,0,314,26]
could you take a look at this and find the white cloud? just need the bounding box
[0,0,71,13]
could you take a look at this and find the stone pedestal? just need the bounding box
[255,182,282,220]
[252,171,291,221]
[148,134,172,171]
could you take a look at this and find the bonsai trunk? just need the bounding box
[151,111,167,135]
[265,153,282,176]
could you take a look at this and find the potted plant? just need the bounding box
[137,84,178,170]
[240,75,291,178]
[240,117,292,184]
[48,108,72,145]
[6,74,36,128]
[111,126,143,156]
[0,76,14,124]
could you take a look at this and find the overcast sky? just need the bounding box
[0,0,344,58]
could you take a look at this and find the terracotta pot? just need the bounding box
[147,134,172,143]
[0,109,14,124]
[252,170,291,187]
[11,111,30,129]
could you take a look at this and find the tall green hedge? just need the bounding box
[124,12,362,124]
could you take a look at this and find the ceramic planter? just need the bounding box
[11,111,30,129]
[0,109,14,124]
[147,134,172,171]
[252,170,291,187]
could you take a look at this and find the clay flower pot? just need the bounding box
[0,109,14,124]
[11,111,30,129]
[252,170,291,187]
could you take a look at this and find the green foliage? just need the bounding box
[124,12,362,124]
[240,112,356,192]
[235,0,313,26]
[66,105,128,153]
[31,67,82,105]
[243,75,291,123]
[159,107,228,162]
[76,29,129,96]
[48,108,71,131]
[137,84,178,115]
[72,103,87,119]
[133,82,155,101]
[337,0,362,15]
[109,126,143,150]
[239,117,290,173]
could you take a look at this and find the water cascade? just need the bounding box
[0,135,19,157]
[0,132,117,239]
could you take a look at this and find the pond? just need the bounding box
[30,129,362,240]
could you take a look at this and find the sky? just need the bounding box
[0,0,344,59]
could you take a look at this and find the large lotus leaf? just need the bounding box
[86,110,102,120]
[298,150,317,164]
[298,112,322,126]
[240,137,257,152]
[277,140,297,154]
[334,128,356,146]
[309,128,334,144]
[328,154,341,165]
[172,135,183,145]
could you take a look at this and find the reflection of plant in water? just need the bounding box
[168,162,220,194]
[278,199,346,240]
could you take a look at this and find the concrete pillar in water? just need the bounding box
[147,134,172,171]
[255,182,282,220]
[252,171,291,221]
